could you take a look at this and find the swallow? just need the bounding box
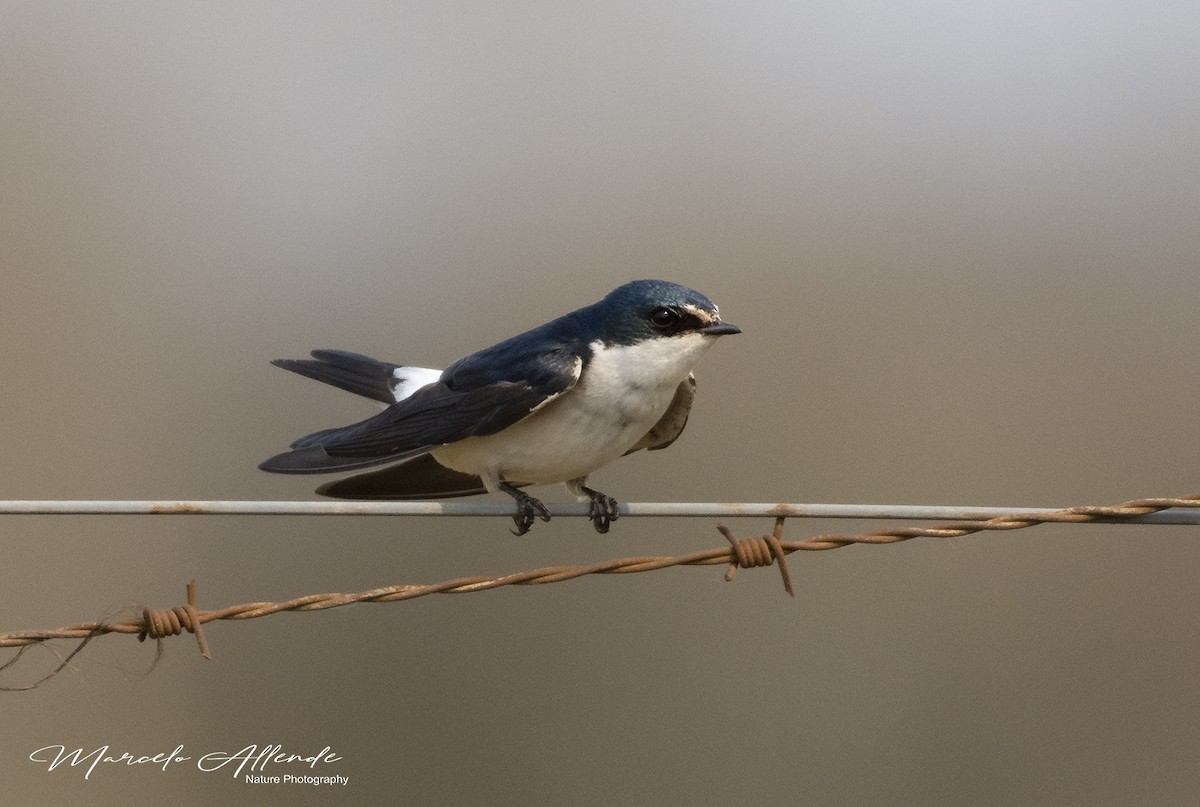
[260,279,740,534]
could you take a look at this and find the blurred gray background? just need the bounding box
[3,2,1199,804]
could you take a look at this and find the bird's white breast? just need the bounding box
[431,333,716,486]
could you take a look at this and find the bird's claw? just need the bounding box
[582,487,620,534]
[509,491,552,536]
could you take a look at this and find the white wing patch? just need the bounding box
[390,366,443,403]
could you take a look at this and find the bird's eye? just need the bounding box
[648,307,682,329]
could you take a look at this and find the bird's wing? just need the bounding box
[624,374,697,455]
[271,349,441,405]
[260,345,583,474]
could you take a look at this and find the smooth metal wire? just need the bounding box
[2,499,1200,523]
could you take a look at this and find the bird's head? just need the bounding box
[595,279,741,346]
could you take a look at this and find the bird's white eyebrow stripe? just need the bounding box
[681,303,718,321]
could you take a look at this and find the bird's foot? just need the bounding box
[499,482,551,536]
[580,486,620,534]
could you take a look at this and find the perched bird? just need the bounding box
[259,279,740,534]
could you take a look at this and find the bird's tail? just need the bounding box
[258,443,430,474]
[315,454,497,499]
[270,349,439,405]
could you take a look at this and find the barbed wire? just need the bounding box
[1,491,1197,689]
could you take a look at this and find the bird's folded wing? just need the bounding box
[260,347,582,474]
[624,374,696,454]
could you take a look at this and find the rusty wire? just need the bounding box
[1,491,1198,686]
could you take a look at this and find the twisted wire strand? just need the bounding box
[0,492,1196,674]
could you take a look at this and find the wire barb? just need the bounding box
[718,517,795,596]
[137,579,211,660]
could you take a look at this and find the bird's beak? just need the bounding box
[699,321,742,336]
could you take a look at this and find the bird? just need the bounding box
[259,279,741,534]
